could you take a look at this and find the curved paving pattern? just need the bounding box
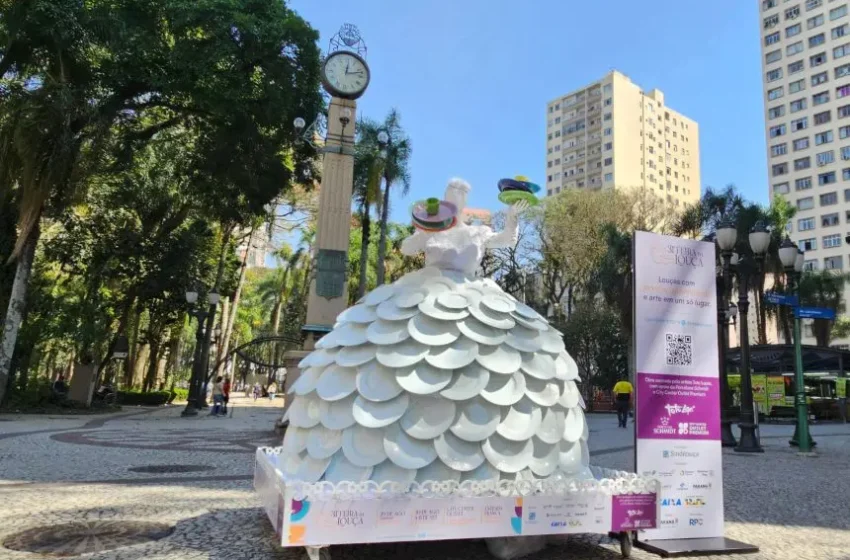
[3,521,173,556]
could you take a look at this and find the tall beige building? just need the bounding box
[545,70,701,206]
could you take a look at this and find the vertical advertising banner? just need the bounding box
[633,231,724,541]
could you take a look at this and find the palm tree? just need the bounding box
[373,110,412,287]
[269,246,303,334]
[798,269,850,347]
[352,119,384,299]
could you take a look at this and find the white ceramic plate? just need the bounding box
[558,440,583,473]
[524,377,561,407]
[450,397,501,442]
[504,325,543,353]
[424,276,457,297]
[511,313,548,332]
[315,364,357,401]
[298,348,338,369]
[323,454,374,483]
[376,338,429,368]
[529,439,558,477]
[319,394,357,430]
[459,462,500,482]
[557,351,580,381]
[536,407,566,445]
[457,316,507,346]
[291,366,325,396]
[306,426,343,459]
[396,361,453,395]
[559,381,580,408]
[459,286,484,305]
[425,337,479,370]
[481,370,526,406]
[366,318,411,346]
[383,424,438,469]
[335,322,370,347]
[352,393,410,428]
[481,294,516,314]
[408,313,460,346]
[282,426,309,454]
[513,301,544,321]
[434,432,485,472]
[539,329,564,354]
[356,361,403,402]
[342,425,388,467]
[288,395,322,428]
[337,303,378,324]
[314,331,339,350]
[440,363,490,401]
[475,344,521,375]
[392,289,428,308]
[496,398,542,442]
[562,407,585,443]
[415,459,462,483]
[482,434,533,474]
[377,299,420,321]
[418,295,470,321]
[468,302,515,330]
[400,395,456,439]
[370,460,417,485]
[294,454,332,483]
[364,284,397,306]
[579,393,587,411]
[336,345,377,368]
[436,292,469,310]
[519,352,556,381]
[281,450,305,479]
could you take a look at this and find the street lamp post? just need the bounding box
[779,241,817,452]
[716,218,738,447]
[181,289,219,417]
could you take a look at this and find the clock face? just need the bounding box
[322,52,370,99]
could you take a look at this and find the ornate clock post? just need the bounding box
[280,25,370,426]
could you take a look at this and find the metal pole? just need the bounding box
[181,312,206,417]
[719,251,737,447]
[198,303,218,408]
[790,271,816,451]
[735,256,763,453]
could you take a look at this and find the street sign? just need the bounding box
[765,292,798,306]
[795,307,836,320]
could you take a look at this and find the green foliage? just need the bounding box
[169,387,189,403]
[117,390,171,406]
[798,269,850,347]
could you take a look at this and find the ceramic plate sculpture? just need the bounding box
[497,176,541,206]
[281,177,591,486]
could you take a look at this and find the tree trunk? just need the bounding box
[219,228,255,376]
[125,305,141,387]
[271,265,293,335]
[143,340,160,393]
[132,343,150,389]
[375,178,391,287]
[0,223,39,405]
[357,203,372,298]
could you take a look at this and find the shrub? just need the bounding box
[169,388,189,403]
[116,390,171,406]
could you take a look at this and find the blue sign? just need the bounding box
[796,307,836,320]
[765,292,798,306]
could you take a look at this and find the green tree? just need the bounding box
[798,269,850,347]
[352,119,385,299]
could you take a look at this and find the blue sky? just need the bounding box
[290,0,767,223]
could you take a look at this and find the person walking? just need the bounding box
[210,376,225,416]
[612,377,634,429]
[252,383,260,401]
[267,381,277,401]
[222,377,231,414]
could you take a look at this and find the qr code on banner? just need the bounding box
[665,333,693,366]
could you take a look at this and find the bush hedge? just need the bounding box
[117,390,171,406]
[169,388,189,403]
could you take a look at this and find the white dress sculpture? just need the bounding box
[281,178,590,485]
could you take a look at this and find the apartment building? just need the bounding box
[545,70,701,207]
[760,0,850,345]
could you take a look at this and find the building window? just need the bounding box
[604,142,612,150]
[800,238,817,251]
[837,64,850,78]
[603,157,613,166]
[789,79,806,93]
[813,91,830,106]
[793,137,810,150]
[798,196,815,209]
[787,22,803,36]
[812,71,829,86]
[825,256,844,270]
[768,86,784,100]
[823,233,842,248]
[810,52,827,67]
[604,128,612,136]
[839,104,850,118]
[767,68,783,82]
[788,60,805,74]
[771,143,788,157]
[770,124,787,137]
[822,212,840,226]
[766,49,782,64]
[774,182,790,194]
[792,117,808,131]
[821,191,838,206]
[842,147,850,160]
[845,168,850,180]
[787,40,804,55]
[838,85,850,99]
[815,130,834,144]
[814,111,831,125]
[809,33,826,47]
[785,5,800,19]
[845,188,850,202]
[799,217,816,230]
[766,30,781,45]
[819,171,837,185]
[796,177,813,190]
[835,43,850,59]
[830,5,848,21]
[834,23,849,39]
[817,150,835,165]
[773,163,789,176]
[842,126,850,139]
[804,259,818,271]
[795,156,812,170]
[807,14,824,29]
[603,112,612,121]
[604,173,613,182]
[769,105,785,119]
[806,0,821,10]
[790,98,807,112]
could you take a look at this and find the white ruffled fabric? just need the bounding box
[282,265,593,486]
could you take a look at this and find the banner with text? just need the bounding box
[633,231,724,541]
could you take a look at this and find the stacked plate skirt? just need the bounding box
[282,266,591,485]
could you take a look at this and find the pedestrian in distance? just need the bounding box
[268,381,277,401]
[612,377,634,429]
[210,376,226,416]
[222,377,231,414]
[252,383,260,401]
